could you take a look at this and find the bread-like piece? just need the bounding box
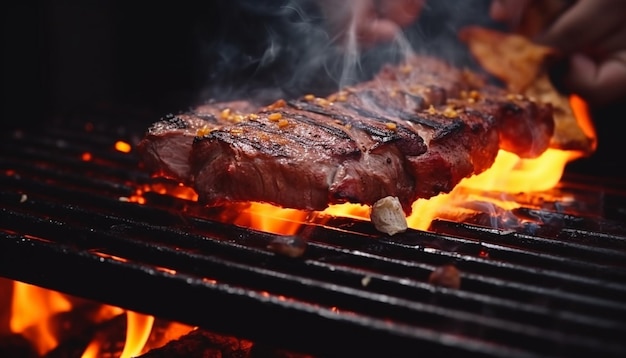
[458,25,595,154]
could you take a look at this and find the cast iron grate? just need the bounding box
[1,115,626,357]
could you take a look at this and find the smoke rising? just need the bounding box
[195,0,499,106]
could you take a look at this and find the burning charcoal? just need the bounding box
[370,196,408,236]
[428,264,461,289]
[267,235,307,258]
[0,333,38,358]
[45,312,127,358]
[138,328,252,358]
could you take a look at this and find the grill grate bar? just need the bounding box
[2,221,626,357]
[3,168,626,311]
[3,184,626,311]
[430,219,626,266]
[3,193,624,342]
[0,234,557,358]
[3,121,626,357]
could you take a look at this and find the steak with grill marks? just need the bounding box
[138,100,258,184]
[138,54,555,214]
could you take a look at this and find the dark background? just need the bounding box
[2,0,622,177]
[2,0,497,121]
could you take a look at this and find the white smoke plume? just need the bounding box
[195,0,498,105]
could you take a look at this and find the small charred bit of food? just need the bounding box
[370,196,408,236]
[428,264,461,289]
[138,53,557,215]
[267,235,307,258]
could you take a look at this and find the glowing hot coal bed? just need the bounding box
[1,109,626,358]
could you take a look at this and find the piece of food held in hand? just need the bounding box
[458,25,596,153]
[138,47,589,235]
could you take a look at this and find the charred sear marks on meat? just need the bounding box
[148,114,188,133]
[138,54,556,214]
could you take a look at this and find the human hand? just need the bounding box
[319,0,424,47]
[490,0,626,107]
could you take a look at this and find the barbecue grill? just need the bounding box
[2,109,626,358]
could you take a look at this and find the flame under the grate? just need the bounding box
[3,95,596,357]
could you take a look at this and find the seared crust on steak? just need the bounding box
[138,100,257,184]
[138,54,556,214]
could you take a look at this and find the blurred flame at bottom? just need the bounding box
[6,279,192,358]
[120,312,154,358]
[10,282,72,355]
[81,311,155,358]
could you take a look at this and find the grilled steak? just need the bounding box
[138,100,258,184]
[138,54,555,214]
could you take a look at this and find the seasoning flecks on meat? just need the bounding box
[137,100,258,184]
[138,54,556,215]
[191,104,417,212]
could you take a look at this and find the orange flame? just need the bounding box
[233,202,310,235]
[569,94,597,152]
[10,281,72,355]
[119,311,155,358]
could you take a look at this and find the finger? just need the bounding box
[358,18,401,46]
[592,25,626,58]
[378,0,425,28]
[563,52,626,106]
[538,0,626,53]
[489,0,533,27]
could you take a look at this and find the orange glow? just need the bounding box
[120,311,155,358]
[156,267,178,275]
[115,140,132,153]
[569,94,597,152]
[141,322,196,353]
[233,202,309,235]
[81,152,92,161]
[458,149,578,193]
[312,146,579,231]
[10,281,72,355]
[324,203,370,220]
[81,339,100,358]
[129,182,199,204]
[93,252,129,263]
[80,304,126,358]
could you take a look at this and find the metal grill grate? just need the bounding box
[1,116,626,357]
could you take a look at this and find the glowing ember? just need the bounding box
[114,140,132,153]
[81,152,92,161]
